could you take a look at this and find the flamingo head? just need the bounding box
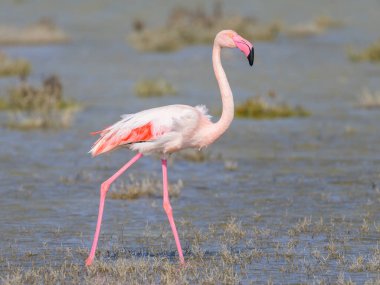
[216,30,254,66]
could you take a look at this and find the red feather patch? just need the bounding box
[91,122,154,156]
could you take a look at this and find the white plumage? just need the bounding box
[90,104,212,155]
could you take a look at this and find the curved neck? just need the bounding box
[210,42,234,141]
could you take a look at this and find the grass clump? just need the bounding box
[314,15,343,29]
[134,78,177,97]
[0,17,69,45]
[285,15,343,38]
[0,52,31,78]
[357,88,380,109]
[0,75,79,130]
[176,149,211,163]
[235,90,310,119]
[348,39,380,63]
[129,2,280,52]
[129,6,345,52]
[109,174,183,200]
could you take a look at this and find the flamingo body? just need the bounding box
[85,30,254,266]
[90,104,212,156]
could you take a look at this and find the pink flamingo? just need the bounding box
[85,30,254,266]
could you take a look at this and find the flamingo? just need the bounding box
[85,30,254,266]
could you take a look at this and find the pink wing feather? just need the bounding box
[90,122,155,156]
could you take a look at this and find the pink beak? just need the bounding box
[232,35,254,66]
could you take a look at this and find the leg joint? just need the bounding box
[163,201,172,214]
[100,182,110,195]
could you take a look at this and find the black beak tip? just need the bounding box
[247,47,254,66]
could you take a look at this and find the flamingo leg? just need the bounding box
[85,153,143,266]
[161,159,185,264]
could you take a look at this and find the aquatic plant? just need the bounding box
[0,75,79,129]
[234,91,310,119]
[0,52,31,78]
[348,39,380,63]
[0,17,69,45]
[109,174,183,200]
[357,88,380,109]
[129,2,279,52]
[134,78,177,97]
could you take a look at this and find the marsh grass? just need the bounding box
[1,216,379,284]
[0,75,80,130]
[129,2,280,52]
[348,39,380,63]
[0,18,69,45]
[235,91,310,119]
[357,88,380,109]
[0,52,30,78]
[129,3,343,53]
[174,149,212,163]
[109,174,183,200]
[314,15,344,29]
[285,16,343,38]
[134,78,177,98]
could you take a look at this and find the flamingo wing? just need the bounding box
[90,105,210,156]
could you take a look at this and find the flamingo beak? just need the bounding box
[248,47,254,66]
[232,35,254,66]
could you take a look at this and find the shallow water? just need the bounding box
[0,0,379,283]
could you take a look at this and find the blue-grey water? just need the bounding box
[0,0,379,283]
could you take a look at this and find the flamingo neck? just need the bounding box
[209,43,234,142]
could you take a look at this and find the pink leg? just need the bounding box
[161,159,185,264]
[85,153,143,266]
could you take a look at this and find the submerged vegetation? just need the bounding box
[348,39,380,63]
[1,216,379,284]
[0,52,31,78]
[109,174,183,200]
[0,75,79,129]
[134,78,177,97]
[235,90,310,119]
[0,18,69,45]
[129,2,280,52]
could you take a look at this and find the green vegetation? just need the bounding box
[109,174,183,200]
[349,39,380,63]
[134,78,177,97]
[129,2,280,52]
[0,75,79,130]
[235,91,310,119]
[0,52,31,78]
